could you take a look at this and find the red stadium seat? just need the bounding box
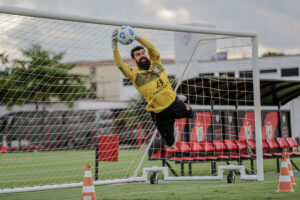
[275,137,300,156]
[212,139,227,152]
[200,141,215,152]
[262,140,269,150]
[223,139,240,159]
[199,141,218,160]
[265,139,279,149]
[224,139,238,151]
[265,139,281,156]
[177,141,191,152]
[276,137,289,150]
[189,141,203,152]
[150,149,162,159]
[245,139,256,157]
[234,140,247,151]
[245,139,256,149]
[285,137,299,148]
[212,140,230,159]
[234,140,251,158]
[262,140,273,157]
[285,138,300,156]
[164,141,190,155]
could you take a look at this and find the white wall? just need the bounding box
[291,97,300,138]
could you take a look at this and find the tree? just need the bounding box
[0,44,96,109]
[114,95,153,134]
[262,51,285,57]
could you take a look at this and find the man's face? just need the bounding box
[133,49,150,70]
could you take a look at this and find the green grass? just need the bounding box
[1,173,300,200]
[1,150,300,199]
[0,150,151,188]
[1,150,290,188]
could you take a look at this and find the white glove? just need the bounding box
[111,29,118,51]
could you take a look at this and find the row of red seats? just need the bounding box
[262,137,300,157]
[150,137,299,161]
[168,139,253,161]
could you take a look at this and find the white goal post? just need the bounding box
[0,5,263,194]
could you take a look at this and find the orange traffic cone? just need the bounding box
[82,163,97,200]
[286,153,296,185]
[277,152,294,192]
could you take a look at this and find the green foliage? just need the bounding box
[262,51,285,57]
[0,44,96,108]
[0,52,9,65]
[114,95,152,131]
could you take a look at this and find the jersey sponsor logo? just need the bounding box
[153,81,168,95]
[157,79,164,88]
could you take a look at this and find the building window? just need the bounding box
[123,78,132,86]
[199,73,214,77]
[90,66,96,75]
[219,72,235,78]
[281,67,299,77]
[260,69,277,74]
[91,82,97,91]
[239,71,253,78]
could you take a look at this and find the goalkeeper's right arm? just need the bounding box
[112,30,134,80]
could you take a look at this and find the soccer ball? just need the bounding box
[117,26,135,45]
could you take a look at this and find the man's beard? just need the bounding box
[137,57,151,70]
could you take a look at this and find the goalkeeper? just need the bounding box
[112,28,194,147]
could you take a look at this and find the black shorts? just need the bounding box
[151,96,194,146]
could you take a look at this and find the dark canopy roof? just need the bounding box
[178,77,300,106]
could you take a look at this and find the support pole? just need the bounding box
[252,36,264,181]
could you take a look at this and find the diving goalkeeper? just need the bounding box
[112,28,194,147]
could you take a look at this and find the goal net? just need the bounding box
[0,7,262,194]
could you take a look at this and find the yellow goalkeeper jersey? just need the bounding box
[113,37,176,113]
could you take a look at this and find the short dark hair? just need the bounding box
[131,46,145,59]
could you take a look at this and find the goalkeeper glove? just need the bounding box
[111,29,118,51]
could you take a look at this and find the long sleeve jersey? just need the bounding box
[113,37,176,113]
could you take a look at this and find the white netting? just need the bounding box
[0,11,260,192]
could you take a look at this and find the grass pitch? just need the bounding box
[1,173,300,200]
[0,150,300,200]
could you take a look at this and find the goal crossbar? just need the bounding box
[0,6,256,37]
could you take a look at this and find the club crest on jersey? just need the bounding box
[153,66,160,73]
